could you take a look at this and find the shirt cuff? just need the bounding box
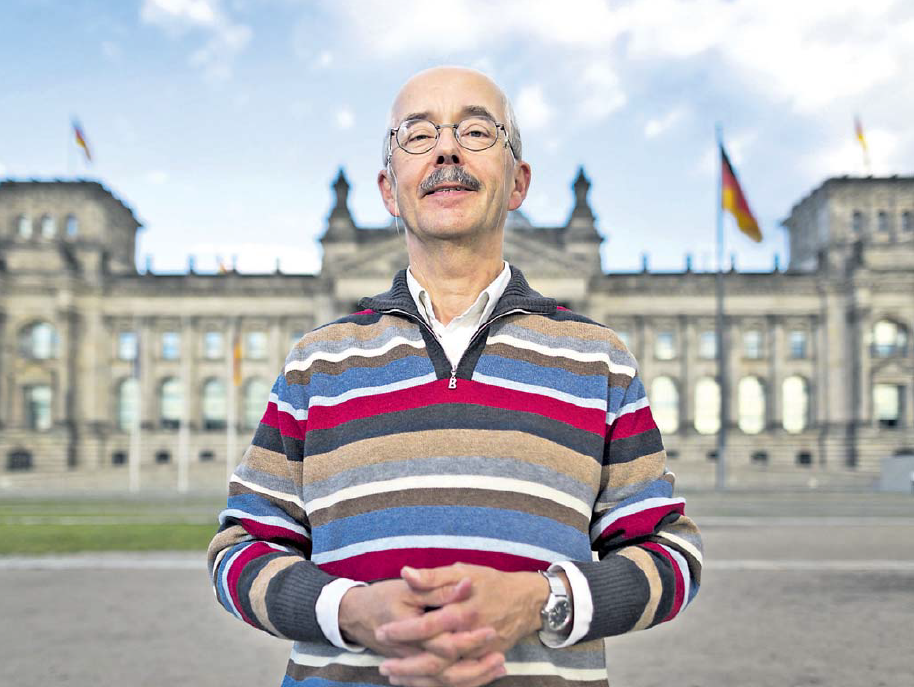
[315,577,368,651]
[542,561,593,648]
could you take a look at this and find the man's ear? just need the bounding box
[377,169,399,217]
[507,160,532,212]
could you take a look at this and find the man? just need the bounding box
[207,66,702,687]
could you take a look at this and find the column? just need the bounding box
[767,315,782,430]
[0,312,8,427]
[679,315,693,435]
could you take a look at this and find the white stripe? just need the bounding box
[605,395,649,425]
[306,475,591,518]
[270,393,307,421]
[285,336,425,374]
[289,648,383,668]
[220,546,247,620]
[218,509,309,539]
[309,372,437,407]
[661,543,691,610]
[590,496,685,541]
[708,560,914,571]
[656,530,704,567]
[472,372,606,410]
[230,475,304,509]
[504,662,607,680]
[310,535,567,566]
[486,333,636,376]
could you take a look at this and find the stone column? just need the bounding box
[0,312,7,428]
[138,317,154,430]
[270,318,283,373]
[768,315,782,429]
[679,315,693,435]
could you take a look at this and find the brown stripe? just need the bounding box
[250,556,300,636]
[508,313,621,346]
[285,660,387,684]
[603,450,665,491]
[619,547,661,631]
[309,487,589,532]
[292,314,417,345]
[229,481,306,522]
[207,524,248,573]
[287,342,427,385]
[303,429,601,486]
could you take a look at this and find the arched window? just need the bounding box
[159,377,183,429]
[65,214,79,237]
[202,378,227,430]
[877,211,889,233]
[117,378,139,431]
[19,322,58,359]
[873,384,901,428]
[872,319,908,357]
[17,214,32,238]
[40,214,56,238]
[852,210,865,235]
[243,377,272,429]
[738,376,766,434]
[25,385,53,431]
[782,376,809,433]
[650,376,679,433]
[694,377,720,435]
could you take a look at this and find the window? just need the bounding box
[782,376,809,433]
[7,450,33,471]
[203,331,224,359]
[118,331,138,361]
[65,214,78,237]
[737,376,766,434]
[654,331,676,360]
[202,378,227,430]
[17,215,32,238]
[245,331,268,360]
[25,385,53,431]
[751,451,769,464]
[614,330,631,350]
[199,450,215,462]
[650,376,679,433]
[789,330,808,359]
[873,384,902,428]
[694,377,721,435]
[243,377,272,429]
[698,330,717,360]
[159,377,182,429]
[903,211,912,233]
[796,452,813,466]
[706,450,718,462]
[666,450,679,460]
[40,214,56,238]
[112,451,127,466]
[20,322,58,359]
[155,450,171,464]
[872,320,907,357]
[877,211,889,233]
[161,331,180,360]
[743,329,763,359]
[852,210,864,234]
[117,378,139,431]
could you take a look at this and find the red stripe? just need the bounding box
[260,401,279,429]
[556,306,570,311]
[609,405,657,441]
[643,542,685,621]
[239,518,310,550]
[226,541,275,626]
[277,409,306,440]
[318,548,547,582]
[596,502,684,541]
[351,309,375,316]
[308,379,604,434]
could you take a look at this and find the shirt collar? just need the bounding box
[406,261,512,330]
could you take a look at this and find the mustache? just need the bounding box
[419,166,481,195]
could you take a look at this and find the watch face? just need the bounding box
[547,599,571,631]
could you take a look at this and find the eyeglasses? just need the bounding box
[389,116,514,158]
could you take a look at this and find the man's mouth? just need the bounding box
[424,184,474,197]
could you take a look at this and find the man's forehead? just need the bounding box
[390,68,506,124]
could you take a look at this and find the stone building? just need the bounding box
[1,170,912,485]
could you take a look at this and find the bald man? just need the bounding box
[208,67,702,687]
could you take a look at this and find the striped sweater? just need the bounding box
[207,267,703,686]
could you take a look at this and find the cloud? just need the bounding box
[645,107,686,139]
[0,161,7,177]
[697,129,758,176]
[146,171,170,185]
[140,0,251,82]
[576,63,627,122]
[314,50,332,69]
[101,41,121,60]
[188,242,321,274]
[515,84,554,131]
[807,128,904,179]
[335,107,355,130]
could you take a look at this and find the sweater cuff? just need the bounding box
[575,554,651,641]
[267,560,340,643]
[543,562,592,648]
[316,578,368,651]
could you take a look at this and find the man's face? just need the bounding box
[378,68,531,244]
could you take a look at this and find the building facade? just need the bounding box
[1,171,912,481]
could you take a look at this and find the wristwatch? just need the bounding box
[538,570,572,643]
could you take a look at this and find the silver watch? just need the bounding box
[538,570,572,643]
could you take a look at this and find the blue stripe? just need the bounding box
[214,541,249,614]
[226,493,303,528]
[274,370,309,412]
[282,677,378,687]
[607,478,675,514]
[475,354,606,400]
[309,353,434,398]
[311,505,591,560]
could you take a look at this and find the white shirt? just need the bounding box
[316,261,591,650]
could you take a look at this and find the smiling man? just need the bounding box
[208,67,703,687]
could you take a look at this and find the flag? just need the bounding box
[232,332,242,387]
[854,115,868,155]
[72,119,92,163]
[720,145,761,242]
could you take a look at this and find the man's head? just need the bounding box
[378,67,531,247]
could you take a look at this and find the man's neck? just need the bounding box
[407,241,505,326]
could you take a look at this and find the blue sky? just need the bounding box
[2,0,912,274]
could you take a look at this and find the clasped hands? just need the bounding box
[338,563,551,687]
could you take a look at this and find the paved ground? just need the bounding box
[2,492,913,687]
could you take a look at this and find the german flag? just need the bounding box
[721,145,761,242]
[72,119,92,163]
[232,332,242,387]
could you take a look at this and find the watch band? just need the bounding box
[538,570,572,643]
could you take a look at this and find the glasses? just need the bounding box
[389,117,513,158]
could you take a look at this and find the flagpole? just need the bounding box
[177,317,191,493]
[715,123,728,492]
[128,318,142,493]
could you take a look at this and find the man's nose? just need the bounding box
[434,126,462,165]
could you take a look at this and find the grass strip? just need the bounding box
[0,523,215,555]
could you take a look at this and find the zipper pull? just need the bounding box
[448,367,457,389]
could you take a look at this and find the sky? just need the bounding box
[2,0,912,275]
